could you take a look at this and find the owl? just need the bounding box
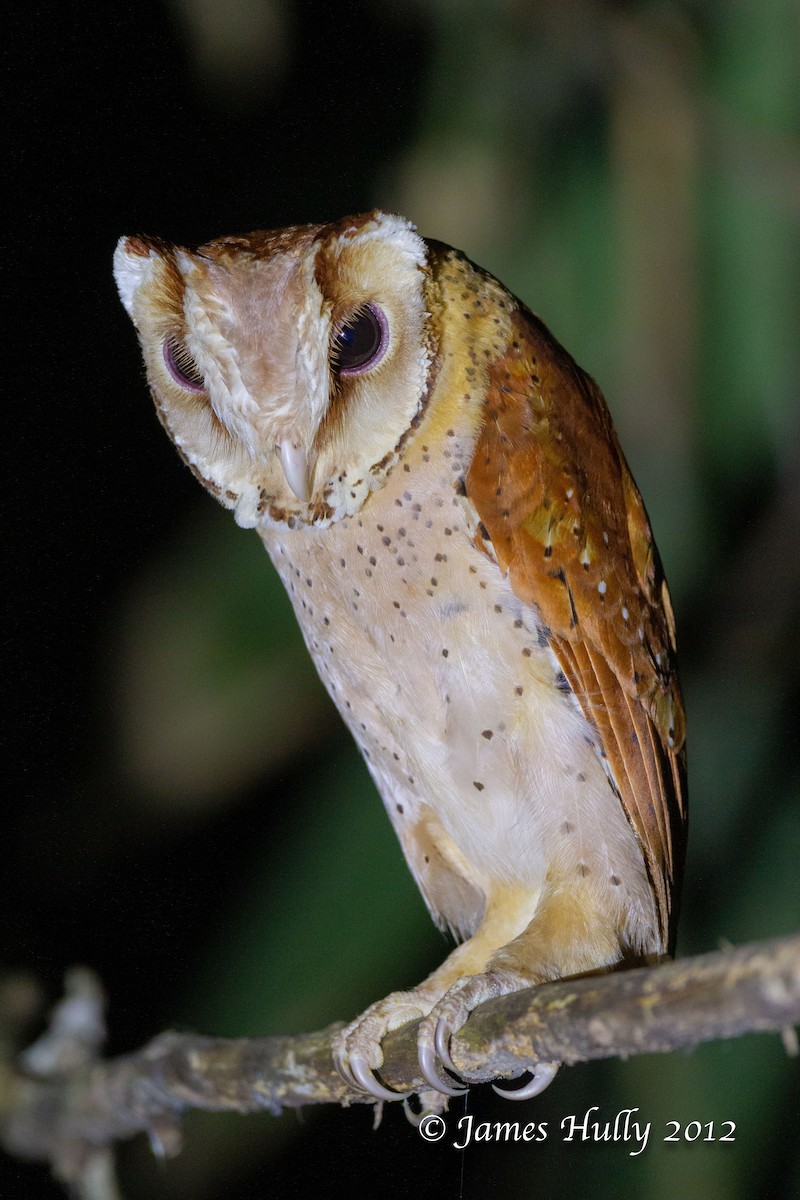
[114,211,686,1104]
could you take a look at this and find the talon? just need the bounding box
[418,1041,468,1096]
[349,1053,407,1102]
[433,1016,459,1076]
[492,1060,560,1100]
[334,1053,360,1091]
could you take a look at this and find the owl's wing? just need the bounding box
[465,304,687,952]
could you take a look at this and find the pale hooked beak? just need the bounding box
[279,441,315,502]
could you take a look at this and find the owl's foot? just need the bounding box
[333,970,560,1104]
[417,967,560,1100]
[332,991,433,1102]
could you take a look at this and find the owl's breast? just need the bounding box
[258,419,653,943]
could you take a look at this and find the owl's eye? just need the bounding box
[333,304,388,375]
[163,335,206,392]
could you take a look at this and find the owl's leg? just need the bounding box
[332,889,539,1101]
[417,879,626,1097]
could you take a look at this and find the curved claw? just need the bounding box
[418,1041,468,1097]
[333,1053,360,1091]
[349,1053,408,1102]
[434,1016,460,1075]
[492,1060,560,1101]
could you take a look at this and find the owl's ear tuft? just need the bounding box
[113,236,162,318]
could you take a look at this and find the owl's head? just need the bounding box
[114,212,436,527]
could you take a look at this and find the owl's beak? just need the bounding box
[279,441,314,502]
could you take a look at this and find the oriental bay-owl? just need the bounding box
[114,211,686,1104]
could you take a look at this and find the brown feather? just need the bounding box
[465,302,687,951]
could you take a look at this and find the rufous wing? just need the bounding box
[466,304,687,952]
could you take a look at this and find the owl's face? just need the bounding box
[114,212,435,528]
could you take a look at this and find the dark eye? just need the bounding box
[333,304,388,375]
[163,335,206,392]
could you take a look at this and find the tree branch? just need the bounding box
[1,934,798,1186]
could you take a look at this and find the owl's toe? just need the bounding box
[332,991,432,1101]
[417,968,560,1101]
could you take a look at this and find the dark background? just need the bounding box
[3,1,799,1197]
